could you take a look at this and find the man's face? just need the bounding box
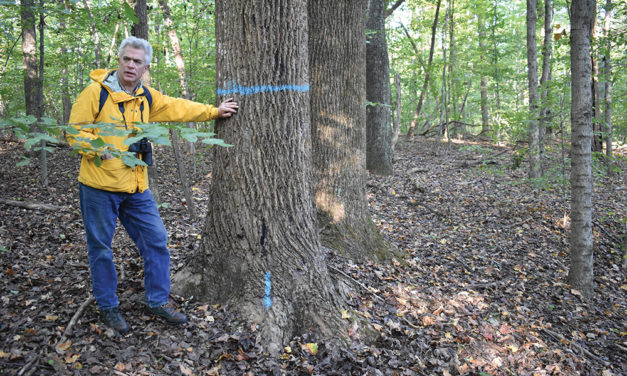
[118,46,148,89]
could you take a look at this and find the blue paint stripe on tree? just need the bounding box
[218,82,310,96]
[263,271,272,309]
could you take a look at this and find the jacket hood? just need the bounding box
[89,69,147,104]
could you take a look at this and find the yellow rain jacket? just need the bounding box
[67,69,219,193]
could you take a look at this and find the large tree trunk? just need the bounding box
[407,0,441,138]
[21,0,43,119]
[309,0,389,261]
[173,0,347,354]
[568,0,595,298]
[527,0,542,178]
[365,0,393,175]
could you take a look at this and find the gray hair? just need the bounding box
[118,37,153,65]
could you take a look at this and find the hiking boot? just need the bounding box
[147,302,187,325]
[101,307,130,334]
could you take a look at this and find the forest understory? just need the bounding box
[0,136,625,376]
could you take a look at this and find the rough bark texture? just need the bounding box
[173,0,347,355]
[309,0,390,262]
[365,0,393,175]
[590,1,602,152]
[407,0,441,138]
[527,0,542,179]
[568,0,595,298]
[21,0,43,119]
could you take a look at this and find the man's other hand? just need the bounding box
[217,98,239,118]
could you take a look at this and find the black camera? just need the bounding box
[128,137,153,166]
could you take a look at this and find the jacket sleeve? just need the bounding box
[67,84,100,158]
[147,87,220,123]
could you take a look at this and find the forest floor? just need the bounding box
[0,136,625,376]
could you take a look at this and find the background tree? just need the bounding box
[173,0,347,354]
[309,0,390,261]
[366,0,393,175]
[406,0,441,138]
[527,0,542,178]
[568,0,595,298]
[20,0,43,119]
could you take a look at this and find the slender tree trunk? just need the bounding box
[310,0,389,261]
[447,0,457,132]
[568,0,595,298]
[539,0,553,149]
[38,0,47,188]
[82,0,102,68]
[365,0,393,175]
[440,6,449,142]
[492,0,502,112]
[158,0,196,154]
[527,0,542,178]
[59,0,71,125]
[407,0,441,138]
[173,0,348,355]
[130,0,161,204]
[477,15,490,137]
[590,1,602,152]
[169,129,197,220]
[131,0,150,85]
[391,71,402,153]
[21,0,42,119]
[107,15,121,66]
[602,0,613,171]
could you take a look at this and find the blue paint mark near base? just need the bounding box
[263,271,272,309]
[218,82,310,96]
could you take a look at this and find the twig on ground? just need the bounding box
[62,295,95,339]
[328,265,385,303]
[17,356,38,376]
[0,198,66,211]
[541,327,610,367]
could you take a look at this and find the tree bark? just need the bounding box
[173,0,347,354]
[568,0,595,298]
[365,0,393,175]
[309,0,390,261]
[407,0,441,138]
[20,0,43,119]
[527,0,542,178]
[131,0,150,85]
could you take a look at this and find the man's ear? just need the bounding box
[145,64,150,71]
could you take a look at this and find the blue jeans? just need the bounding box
[79,183,170,310]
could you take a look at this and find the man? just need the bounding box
[67,37,238,334]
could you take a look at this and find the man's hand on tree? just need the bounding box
[217,98,239,118]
